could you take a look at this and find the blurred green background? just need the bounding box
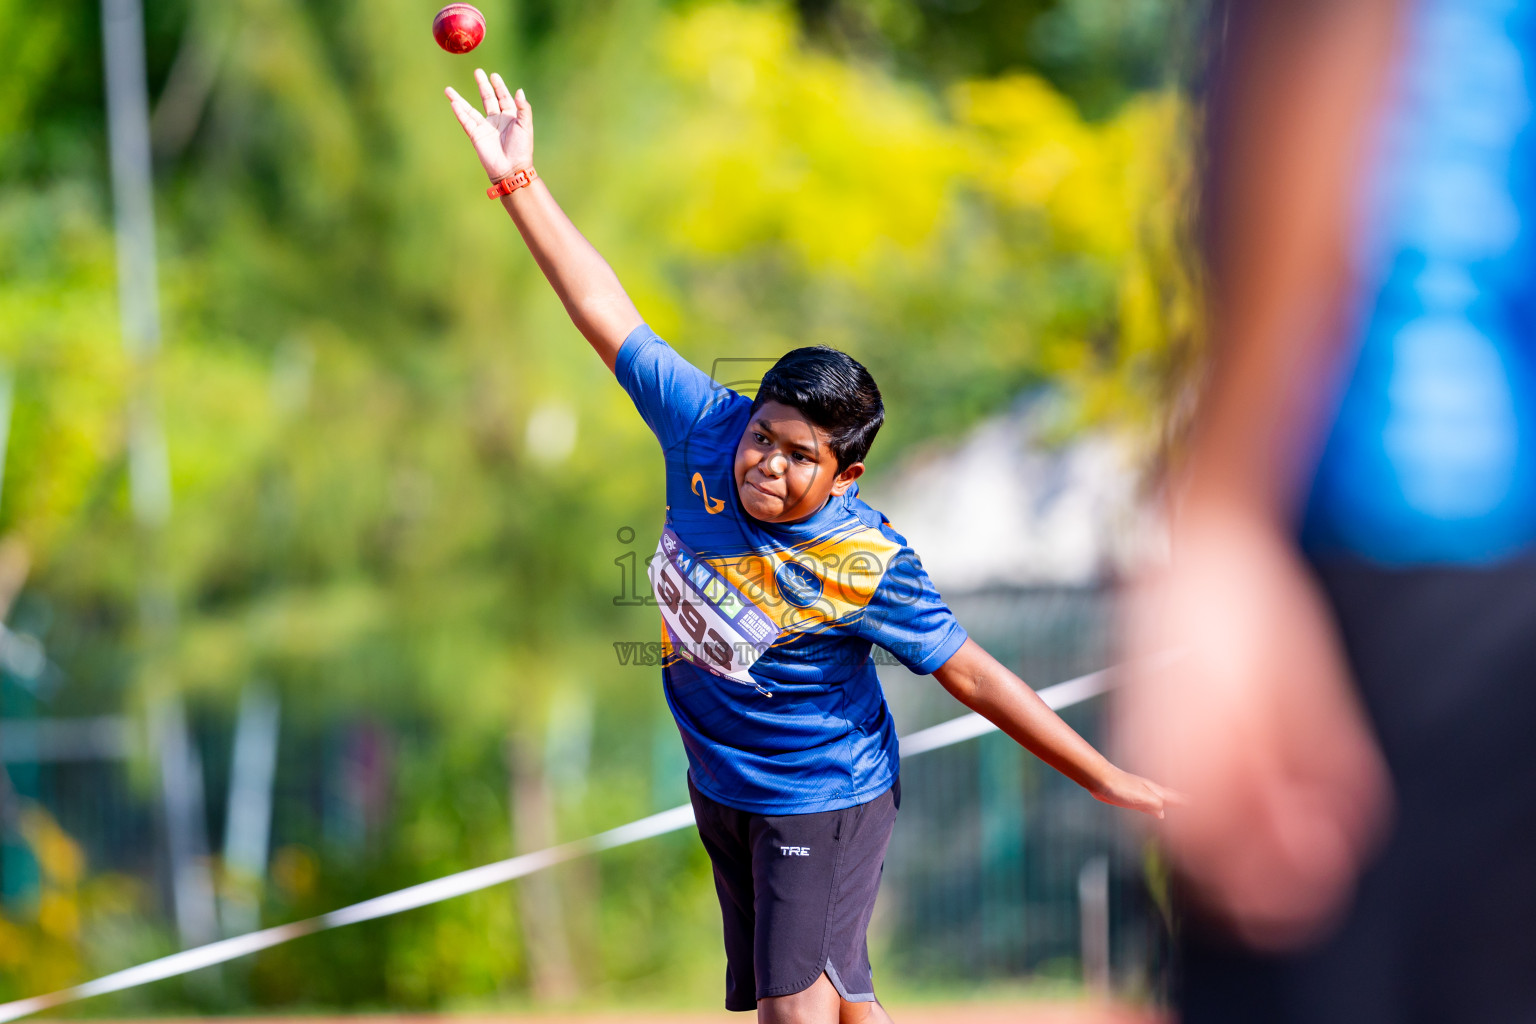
[0,0,1201,1013]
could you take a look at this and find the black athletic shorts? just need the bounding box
[1179,557,1536,1023]
[688,775,900,1012]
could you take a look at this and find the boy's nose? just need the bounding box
[764,453,788,477]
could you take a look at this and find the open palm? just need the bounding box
[445,68,533,181]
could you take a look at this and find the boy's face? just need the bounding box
[733,401,865,524]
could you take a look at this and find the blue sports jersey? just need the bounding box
[615,325,969,814]
[1301,0,1536,564]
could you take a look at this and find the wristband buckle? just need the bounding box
[487,167,537,199]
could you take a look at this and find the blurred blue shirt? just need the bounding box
[1301,0,1536,564]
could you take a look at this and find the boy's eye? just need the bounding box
[754,432,769,444]
[792,452,811,463]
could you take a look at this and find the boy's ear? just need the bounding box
[830,462,865,496]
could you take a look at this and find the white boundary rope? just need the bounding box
[0,665,1126,1023]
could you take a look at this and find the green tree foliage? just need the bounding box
[0,0,1198,1009]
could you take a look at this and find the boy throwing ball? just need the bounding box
[446,69,1178,1023]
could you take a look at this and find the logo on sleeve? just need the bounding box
[780,846,811,857]
[775,560,823,608]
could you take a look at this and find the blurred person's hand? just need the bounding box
[446,68,534,181]
[1118,510,1393,950]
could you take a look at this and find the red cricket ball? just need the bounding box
[432,3,485,54]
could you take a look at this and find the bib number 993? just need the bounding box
[656,563,733,672]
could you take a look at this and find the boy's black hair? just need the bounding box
[752,346,884,471]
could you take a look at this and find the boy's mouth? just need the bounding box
[743,477,782,501]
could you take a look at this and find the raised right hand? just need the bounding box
[445,68,533,181]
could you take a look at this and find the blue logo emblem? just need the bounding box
[775,560,823,608]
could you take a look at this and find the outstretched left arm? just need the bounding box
[931,638,1183,819]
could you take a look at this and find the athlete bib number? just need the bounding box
[649,527,780,691]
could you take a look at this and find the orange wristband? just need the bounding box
[487,166,537,199]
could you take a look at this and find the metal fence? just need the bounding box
[879,586,1169,996]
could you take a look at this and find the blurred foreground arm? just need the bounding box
[1117,0,1399,950]
[445,69,641,372]
[932,639,1182,819]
